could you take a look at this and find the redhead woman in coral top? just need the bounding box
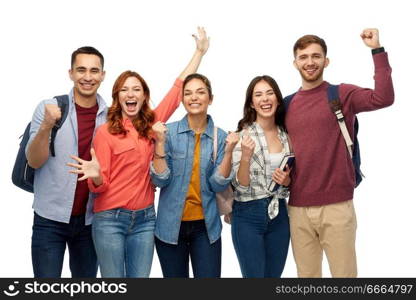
[67,27,210,278]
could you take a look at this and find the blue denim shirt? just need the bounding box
[150,115,233,245]
[26,89,107,225]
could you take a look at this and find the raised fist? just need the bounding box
[225,131,240,153]
[152,121,168,143]
[42,104,61,129]
[360,28,381,49]
[241,134,255,161]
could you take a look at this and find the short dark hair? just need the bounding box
[237,75,285,132]
[71,46,104,69]
[183,73,213,100]
[293,35,327,57]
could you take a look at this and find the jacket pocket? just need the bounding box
[171,152,186,176]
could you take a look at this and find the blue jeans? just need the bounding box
[155,220,221,278]
[92,205,156,278]
[231,197,290,278]
[31,212,98,278]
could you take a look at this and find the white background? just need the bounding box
[0,0,414,277]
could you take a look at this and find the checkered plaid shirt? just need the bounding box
[232,122,291,202]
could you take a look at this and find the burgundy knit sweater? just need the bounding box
[286,52,394,207]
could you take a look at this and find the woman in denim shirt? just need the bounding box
[230,75,292,278]
[150,73,239,278]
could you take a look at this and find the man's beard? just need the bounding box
[299,67,324,83]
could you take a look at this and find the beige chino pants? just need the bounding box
[288,200,357,277]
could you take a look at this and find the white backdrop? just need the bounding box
[0,0,414,277]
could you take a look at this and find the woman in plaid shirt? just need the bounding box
[230,75,291,278]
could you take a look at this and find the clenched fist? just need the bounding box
[152,121,168,143]
[225,132,239,153]
[42,104,61,130]
[360,28,381,49]
[241,134,255,162]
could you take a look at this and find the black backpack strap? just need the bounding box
[326,84,354,158]
[50,95,69,157]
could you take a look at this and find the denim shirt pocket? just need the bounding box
[171,152,186,176]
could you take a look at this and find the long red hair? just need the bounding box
[107,70,155,138]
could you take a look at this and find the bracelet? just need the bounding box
[154,152,166,159]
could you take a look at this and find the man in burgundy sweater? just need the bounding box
[285,29,394,277]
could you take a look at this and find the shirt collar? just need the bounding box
[122,117,134,129]
[69,88,107,114]
[177,114,215,139]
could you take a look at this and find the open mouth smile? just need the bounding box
[260,104,272,111]
[125,100,138,111]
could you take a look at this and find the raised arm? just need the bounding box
[151,121,168,175]
[346,28,394,114]
[26,103,62,168]
[178,26,210,81]
[155,27,210,122]
[217,132,239,178]
[150,121,173,188]
[236,135,256,187]
[210,132,239,192]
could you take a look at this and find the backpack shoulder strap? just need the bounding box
[54,95,70,129]
[326,84,353,158]
[213,126,218,162]
[50,95,70,157]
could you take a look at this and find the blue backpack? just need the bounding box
[11,95,70,193]
[283,84,363,187]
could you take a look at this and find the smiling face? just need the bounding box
[69,54,105,100]
[182,78,212,116]
[118,76,147,120]
[294,43,329,85]
[251,80,278,121]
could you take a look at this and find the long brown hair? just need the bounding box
[107,70,155,138]
[236,75,285,132]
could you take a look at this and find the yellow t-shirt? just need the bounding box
[182,133,204,221]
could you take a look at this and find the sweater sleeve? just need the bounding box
[341,51,394,114]
[87,126,112,193]
[154,78,184,123]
